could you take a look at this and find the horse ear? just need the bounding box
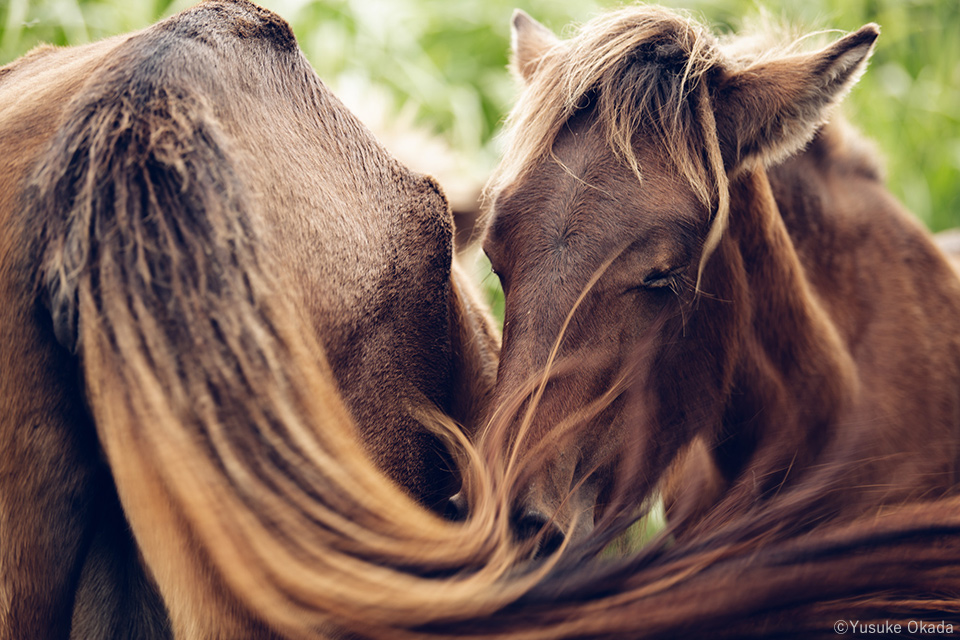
[511,9,559,83]
[713,24,879,171]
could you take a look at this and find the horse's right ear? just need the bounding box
[712,24,879,171]
[511,9,558,83]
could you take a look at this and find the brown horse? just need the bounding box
[481,6,960,547]
[3,2,958,637]
[0,0,500,636]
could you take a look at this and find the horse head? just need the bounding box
[482,7,878,550]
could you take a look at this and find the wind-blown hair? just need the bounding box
[488,6,731,275]
[488,6,875,279]
[5,1,959,636]
[20,39,542,635]
[11,3,529,632]
[28,50,956,640]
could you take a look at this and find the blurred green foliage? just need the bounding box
[2,0,958,234]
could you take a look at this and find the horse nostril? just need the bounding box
[513,509,565,558]
[443,492,468,522]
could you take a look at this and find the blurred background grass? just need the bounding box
[3,0,959,313]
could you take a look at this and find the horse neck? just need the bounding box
[710,166,859,501]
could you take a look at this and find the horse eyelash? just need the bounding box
[642,276,671,288]
[642,269,679,289]
[668,276,686,299]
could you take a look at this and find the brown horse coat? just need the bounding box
[0,1,498,636]
[483,7,960,544]
[2,3,958,638]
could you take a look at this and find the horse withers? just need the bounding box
[482,6,960,550]
[0,1,498,636]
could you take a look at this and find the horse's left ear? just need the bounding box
[511,9,559,83]
[712,24,879,171]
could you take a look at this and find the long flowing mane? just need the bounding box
[8,2,525,633]
[4,2,959,636]
[22,40,515,633]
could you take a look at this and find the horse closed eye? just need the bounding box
[624,270,677,295]
[641,269,678,289]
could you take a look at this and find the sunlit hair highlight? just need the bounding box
[487,5,731,281]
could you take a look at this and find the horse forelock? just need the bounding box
[487,6,730,273]
[488,6,883,282]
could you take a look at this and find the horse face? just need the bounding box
[487,9,879,550]
[483,105,711,547]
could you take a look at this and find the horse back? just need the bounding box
[2,0,496,635]
[769,121,960,497]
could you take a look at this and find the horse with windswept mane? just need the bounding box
[0,0,503,635]
[2,1,959,637]
[480,6,960,547]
